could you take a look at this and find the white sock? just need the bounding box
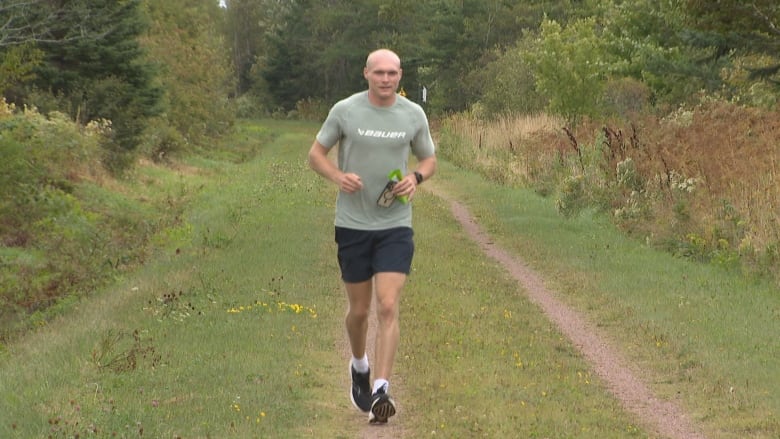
[351,354,369,373]
[373,378,389,394]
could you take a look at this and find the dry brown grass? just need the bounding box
[439,101,780,280]
[440,112,564,187]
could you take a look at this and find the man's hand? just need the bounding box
[391,174,417,200]
[338,173,364,193]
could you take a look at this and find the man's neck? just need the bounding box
[367,90,396,107]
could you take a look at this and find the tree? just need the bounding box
[0,44,42,97]
[221,0,292,97]
[28,0,162,168]
[527,18,610,124]
[143,0,235,149]
[261,0,421,111]
[683,0,780,85]
[0,0,116,48]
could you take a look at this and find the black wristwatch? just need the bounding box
[414,171,424,184]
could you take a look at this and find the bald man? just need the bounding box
[308,49,437,423]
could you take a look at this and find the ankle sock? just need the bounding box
[372,378,389,394]
[351,354,369,373]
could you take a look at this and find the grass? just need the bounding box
[0,119,777,438]
[431,159,780,438]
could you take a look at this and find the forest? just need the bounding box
[1,0,779,339]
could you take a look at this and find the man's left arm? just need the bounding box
[392,155,437,200]
[413,155,437,185]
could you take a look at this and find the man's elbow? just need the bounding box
[307,145,322,171]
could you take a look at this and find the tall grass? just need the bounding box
[438,99,780,284]
[439,112,563,188]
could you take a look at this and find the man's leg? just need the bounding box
[373,272,405,382]
[345,279,373,412]
[344,280,373,359]
[368,271,405,423]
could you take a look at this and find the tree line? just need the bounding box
[1,0,779,162]
[224,0,779,120]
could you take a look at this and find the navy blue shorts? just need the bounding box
[335,227,414,283]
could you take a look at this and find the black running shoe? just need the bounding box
[350,365,372,412]
[369,385,396,423]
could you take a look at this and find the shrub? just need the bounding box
[0,101,122,340]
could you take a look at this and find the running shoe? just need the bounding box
[369,384,396,423]
[350,365,372,412]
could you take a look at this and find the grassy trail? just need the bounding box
[0,120,777,438]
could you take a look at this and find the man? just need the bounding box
[308,48,437,424]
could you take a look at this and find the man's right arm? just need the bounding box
[308,140,363,193]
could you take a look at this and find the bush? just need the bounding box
[474,44,547,117]
[0,101,117,340]
[141,118,188,163]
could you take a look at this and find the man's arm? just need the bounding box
[391,154,437,200]
[308,140,364,194]
[413,155,437,184]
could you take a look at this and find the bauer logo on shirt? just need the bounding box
[357,129,407,139]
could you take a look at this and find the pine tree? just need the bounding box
[31,0,162,168]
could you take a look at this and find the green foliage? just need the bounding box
[0,102,193,341]
[683,0,780,73]
[471,44,547,117]
[142,0,236,152]
[602,77,651,116]
[0,0,168,173]
[0,105,106,337]
[28,0,162,163]
[221,0,291,96]
[0,44,42,95]
[526,18,610,124]
[262,0,359,110]
[555,174,588,217]
[220,0,780,117]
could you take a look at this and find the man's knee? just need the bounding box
[375,295,400,322]
[347,304,371,321]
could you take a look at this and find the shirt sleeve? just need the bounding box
[316,104,344,148]
[411,106,436,159]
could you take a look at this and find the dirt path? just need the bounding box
[447,198,707,439]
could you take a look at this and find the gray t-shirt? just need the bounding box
[316,91,435,230]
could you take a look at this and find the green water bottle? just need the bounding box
[388,169,408,204]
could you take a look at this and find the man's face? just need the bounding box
[364,56,402,104]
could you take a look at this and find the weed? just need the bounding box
[91,329,160,373]
[144,289,200,322]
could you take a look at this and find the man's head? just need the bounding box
[364,49,402,106]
